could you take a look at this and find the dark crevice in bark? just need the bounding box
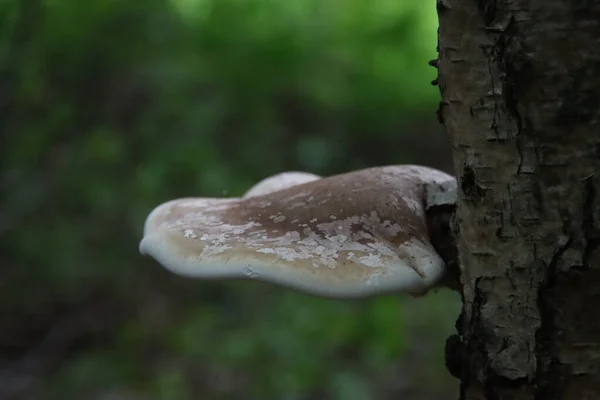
[463,280,486,389]
[582,176,599,267]
[427,203,462,294]
[445,334,464,380]
[555,63,600,126]
[467,280,531,396]
[460,166,486,200]
[474,0,499,25]
[534,236,572,400]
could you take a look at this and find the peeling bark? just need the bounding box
[433,0,600,398]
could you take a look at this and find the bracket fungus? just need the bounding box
[140,165,458,299]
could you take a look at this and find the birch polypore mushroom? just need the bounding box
[243,172,321,198]
[139,165,457,299]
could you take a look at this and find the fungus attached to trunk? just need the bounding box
[139,165,457,299]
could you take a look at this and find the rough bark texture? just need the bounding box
[434,0,600,398]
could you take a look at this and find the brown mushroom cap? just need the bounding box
[140,165,455,299]
[243,172,321,198]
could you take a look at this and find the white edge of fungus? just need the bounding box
[139,229,446,299]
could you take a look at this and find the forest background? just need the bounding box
[0,1,460,399]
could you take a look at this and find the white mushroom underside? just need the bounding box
[140,233,442,298]
[140,165,452,299]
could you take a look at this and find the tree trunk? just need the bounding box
[435,0,600,398]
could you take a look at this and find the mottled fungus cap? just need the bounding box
[139,165,454,299]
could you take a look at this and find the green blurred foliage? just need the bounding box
[1,0,458,399]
